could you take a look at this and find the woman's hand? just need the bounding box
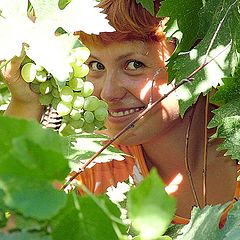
[1,55,44,120]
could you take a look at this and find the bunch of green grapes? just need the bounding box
[20,47,108,136]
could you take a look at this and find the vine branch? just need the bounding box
[202,93,209,207]
[184,103,200,207]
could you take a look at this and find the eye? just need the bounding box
[88,61,105,71]
[126,60,144,70]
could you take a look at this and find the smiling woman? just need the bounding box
[2,0,239,228]
[76,0,238,224]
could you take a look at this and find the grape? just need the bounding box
[70,108,82,120]
[39,94,53,106]
[52,88,60,98]
[70,47,90,64]
[51,97,61,109]
[94,107,108,121]
[68,77,84,91]
[35,64,44,71]
[83,96,99,112]
[94,120,105,129]
[21,63,37,83]
[71,62,89,78]
[84,111,94,123]
[59,123,76,136]
[82,122,95,133]
[98,100,108,109]
[39,81,53,95]
[82,81,94,97]
[29,82,40,94]
[35,70,47,82]
[69,118,85,129]
[72,93,84,109]
[50,77,58,88]
[60,86,74,103]
[57,101,72,116]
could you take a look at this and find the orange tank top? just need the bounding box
[74,144,240,226]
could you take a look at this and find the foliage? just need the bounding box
[0,0,240,239]
[158,0,240,117]
[0,0,113,88]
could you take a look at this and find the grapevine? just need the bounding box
[0,0,240,239]
[20,46,108,136]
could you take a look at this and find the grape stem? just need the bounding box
[0,57,14,70]
[61,42,232,191]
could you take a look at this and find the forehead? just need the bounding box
[86,40,162,59]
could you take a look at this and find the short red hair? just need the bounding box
[76,0,165,45]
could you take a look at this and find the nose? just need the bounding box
[100,70,127,103]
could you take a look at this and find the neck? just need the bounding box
[142,97,206,185]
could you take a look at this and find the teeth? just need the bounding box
[110,107,144,117]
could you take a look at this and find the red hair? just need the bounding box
[76,0,165,45]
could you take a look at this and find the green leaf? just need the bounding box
[175,201,240,240]
[0,116,69,181]
[127,169,176,240]
[0,177,67,221]
[136,0,155,16]
[51,193,125,240]
[172,0,240,116]
[211,116,240,160]
[65,133,128,171]
[157,0,203,51]
[210,65,240,106]
[0,116,69,220]
[0,232,52,240]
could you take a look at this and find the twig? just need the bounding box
[184,103,200,207]
[203,0,238,65]
[62,35,232,191]
[202,93,209,206]
[0,58,13,70]
[149,68,164,105]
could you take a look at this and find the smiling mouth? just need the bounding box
[109,107,146,117]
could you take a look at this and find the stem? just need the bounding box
[202,94,209,206]
[149,68,164,105]
[184,104,200,207]
[0,58,14,70]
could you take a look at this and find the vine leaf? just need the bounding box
[51,193,125,240]
[211,116,240,160]
[157,0,203,52]
[30,0,114,35]
[0,0,114,87]
[0,116,69,220]
[65,133,128,171]
[0,232,52,240]
[159,0,240,117]
[175,201,240,240]
[136,0,155,16]
[208,65,240,160]
[127,169,176,239]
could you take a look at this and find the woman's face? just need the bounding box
[85,40,180,145]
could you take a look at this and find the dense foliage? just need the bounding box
[0,0,240,239]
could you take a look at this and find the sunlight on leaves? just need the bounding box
[127,169,176,240]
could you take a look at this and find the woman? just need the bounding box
[1,0,238,225]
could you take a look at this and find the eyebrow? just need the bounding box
[89,52,147,62]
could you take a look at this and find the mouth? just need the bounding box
[109,106,146,117]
